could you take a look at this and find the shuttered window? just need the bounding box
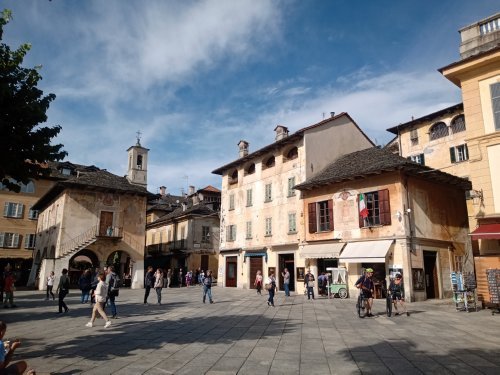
[0,233,20,248]
[308,200,334,233]
[491,83,500,130]
[3,202,24,218]
[359,189,391,227]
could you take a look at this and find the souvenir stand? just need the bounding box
[486,269,500,315]
[450,272,478,312]
[326,267,348,299]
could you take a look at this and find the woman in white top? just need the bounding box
[154,269,164,305]
[85,272,111,328]
[46,271,55,300]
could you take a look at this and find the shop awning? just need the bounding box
[300,242,345,259]
[470,224,500,240]
[339,240,393,263]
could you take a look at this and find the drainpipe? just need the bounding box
[403,174,415,301]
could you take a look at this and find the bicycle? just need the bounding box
[356,292,366,318]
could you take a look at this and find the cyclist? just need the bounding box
[389,273,409,316]
[355,268,375,317]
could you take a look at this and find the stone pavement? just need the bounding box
[1,286,499,374]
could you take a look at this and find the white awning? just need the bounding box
[339,240,393,263]
[300,242,345,259]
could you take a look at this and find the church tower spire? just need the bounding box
[126,131,149,187]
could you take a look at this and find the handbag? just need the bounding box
[308,281,315,288]
[264,283,270,290]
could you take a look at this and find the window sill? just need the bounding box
[360,224,383,229]
[264,234,272,237]
[245,237,253,240]
[264,200,272,203]
[246,204,253,207]
[288,231,297,235]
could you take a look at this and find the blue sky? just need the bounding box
[3,1,498,195]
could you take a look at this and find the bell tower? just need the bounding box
[126,131,149,187]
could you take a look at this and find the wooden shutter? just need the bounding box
[308,203,317,233]
[378,189,391,225]
[0,233,4,247]
[450,147,456,163]
[3,202,9,217]
[420,153,425,166]
[328,199,334,231]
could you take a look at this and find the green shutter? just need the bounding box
[450,147,456,163]
[308,203,317,233]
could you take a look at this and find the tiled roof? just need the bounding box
[32,161,149,210]
[147,203,219,228]
[386,103,463,134]
[294,147,472,191]
[199,185,221,193]
[212,112,373,175]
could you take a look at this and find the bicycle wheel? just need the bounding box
[357,295,363,318]
[386,295,392,317]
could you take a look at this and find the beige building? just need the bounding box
[0,175,58,284]
[295,147,471,302]
[438,13,500,303]
[28,141,150,289]
[145,185,220,282]
[212,113,374,293]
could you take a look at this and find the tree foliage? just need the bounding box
[0,9,67,192]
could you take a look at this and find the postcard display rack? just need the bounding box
[450,272,478,312]
[486,269,500,315]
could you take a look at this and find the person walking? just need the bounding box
[178,268,184,287]
[2,265,16,308]
[389,273,409,316]
[105,266,119,319]
[144,266,154,304]
[85,272,112,328]
[166,269,172,288]
[46,271,55,301]
[304,270,315,300]
[254,270,263,295]
[266,273,277,307]
[282,268,290,297]
[202,270,214,304]
[56,268,70,314]
[355,268,375,317]
[78,270,92,304]
[154,269,164,305]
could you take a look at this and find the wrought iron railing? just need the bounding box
[59,225,98,256]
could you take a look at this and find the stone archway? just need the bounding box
[69,249,100,286]
[106,250,134,287]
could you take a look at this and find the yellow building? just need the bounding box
[0,175,57,284]
[439,13,500,303]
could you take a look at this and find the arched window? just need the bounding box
[450,115,466,134]
[245,163,255,175]
[285,147,298,161]
[429,122,448,140]
[263,156,275,169]
[229,169,238,184]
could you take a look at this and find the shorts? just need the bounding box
[361,291,373,299]
[392,292,403,301]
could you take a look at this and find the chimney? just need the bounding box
[274,125,289,141]
[188,185,195,195]
[238,140,249,158]
[182,202,187,211]
[330,112,335,118]
[159,186,166,196]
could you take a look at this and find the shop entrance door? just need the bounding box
[225,256,237,287]
[249,257,263,289]
[278,254,295,292]
[424,251,438,299]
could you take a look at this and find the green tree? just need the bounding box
[0,9,67,192]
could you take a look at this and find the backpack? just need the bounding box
[110,274,122,291]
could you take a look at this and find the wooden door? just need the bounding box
[201,255,209,272]
[249,257,263,289]
[424,251,438,299]
[99,211,113,236]
[225,256,237,287]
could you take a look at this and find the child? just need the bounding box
[0,320,34,374]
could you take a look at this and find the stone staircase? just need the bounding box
[59,225,98,258]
